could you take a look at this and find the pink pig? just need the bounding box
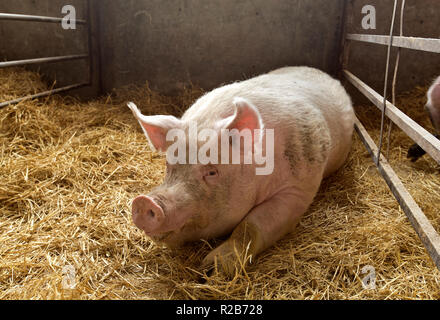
[407,76,440,162]
[128,66,355,275]
[426,76,440,134]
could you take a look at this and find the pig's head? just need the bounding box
[127,99,264,247]
[426,76,440,133]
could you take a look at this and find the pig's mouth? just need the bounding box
[144,217,197,246]
[150,230,174,242]
[140,217,189,244]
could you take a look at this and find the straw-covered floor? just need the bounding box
[0,67,439,299]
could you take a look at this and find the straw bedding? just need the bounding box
[0,67,439,299]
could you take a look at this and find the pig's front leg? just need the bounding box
[202,189,310,276]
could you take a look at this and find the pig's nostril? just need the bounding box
[148,210,155,218]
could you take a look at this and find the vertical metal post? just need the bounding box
[86,0,94,86]
[340,0,352,76]
[386,0,406,158]
[376,0,398,165]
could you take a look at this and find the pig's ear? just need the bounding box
[127,102,181,152]
[221,97,264,133]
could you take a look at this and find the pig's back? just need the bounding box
[183,66,354,176]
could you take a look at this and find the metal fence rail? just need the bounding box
[354,116,440,269]
[0,12,86,24]
[347,34,440,54]
[344,70,440,163]
[0,3,92,109]
[0,54,88,68]
[0,82,89,109]
[343,0,440,271]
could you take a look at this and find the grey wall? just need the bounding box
[1,0,439,99]
[98,0,346,94]
[1,0,346,96]
[343,0,440,102]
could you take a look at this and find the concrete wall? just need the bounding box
[1,0,346,96]
[1,0,439,100]
[97,0,346,94]
[343,0,440,102]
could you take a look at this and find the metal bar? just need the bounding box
[0,13,86,24]
[0,54,88,68]
[387,0,406,158]
[90,0,103,95]
[346,34,440,54]
[354,116,440,271]
[86,0,93,86]
[377,0,398,164]
[0,82,89,109]
[338,0,352,77]
[344,70,440,163]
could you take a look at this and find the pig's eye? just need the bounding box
[203,167,219,182]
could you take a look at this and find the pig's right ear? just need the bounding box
[127,102,181,152]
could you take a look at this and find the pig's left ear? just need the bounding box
[221,97,264,136]
[127,102,181,152]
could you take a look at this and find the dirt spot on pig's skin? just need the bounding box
[284,132,300,174]
[299,122,330,165]
[300,124,315,163]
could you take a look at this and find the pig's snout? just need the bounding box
[132,195,165,234]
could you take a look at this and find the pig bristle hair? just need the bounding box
[0,66,439,300]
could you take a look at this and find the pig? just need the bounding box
[128,66,355,275]
[407,76,440,162]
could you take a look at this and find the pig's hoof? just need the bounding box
[201,243,239,277]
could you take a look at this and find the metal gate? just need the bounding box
[342,0,440,271]
[0,1,93,109]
